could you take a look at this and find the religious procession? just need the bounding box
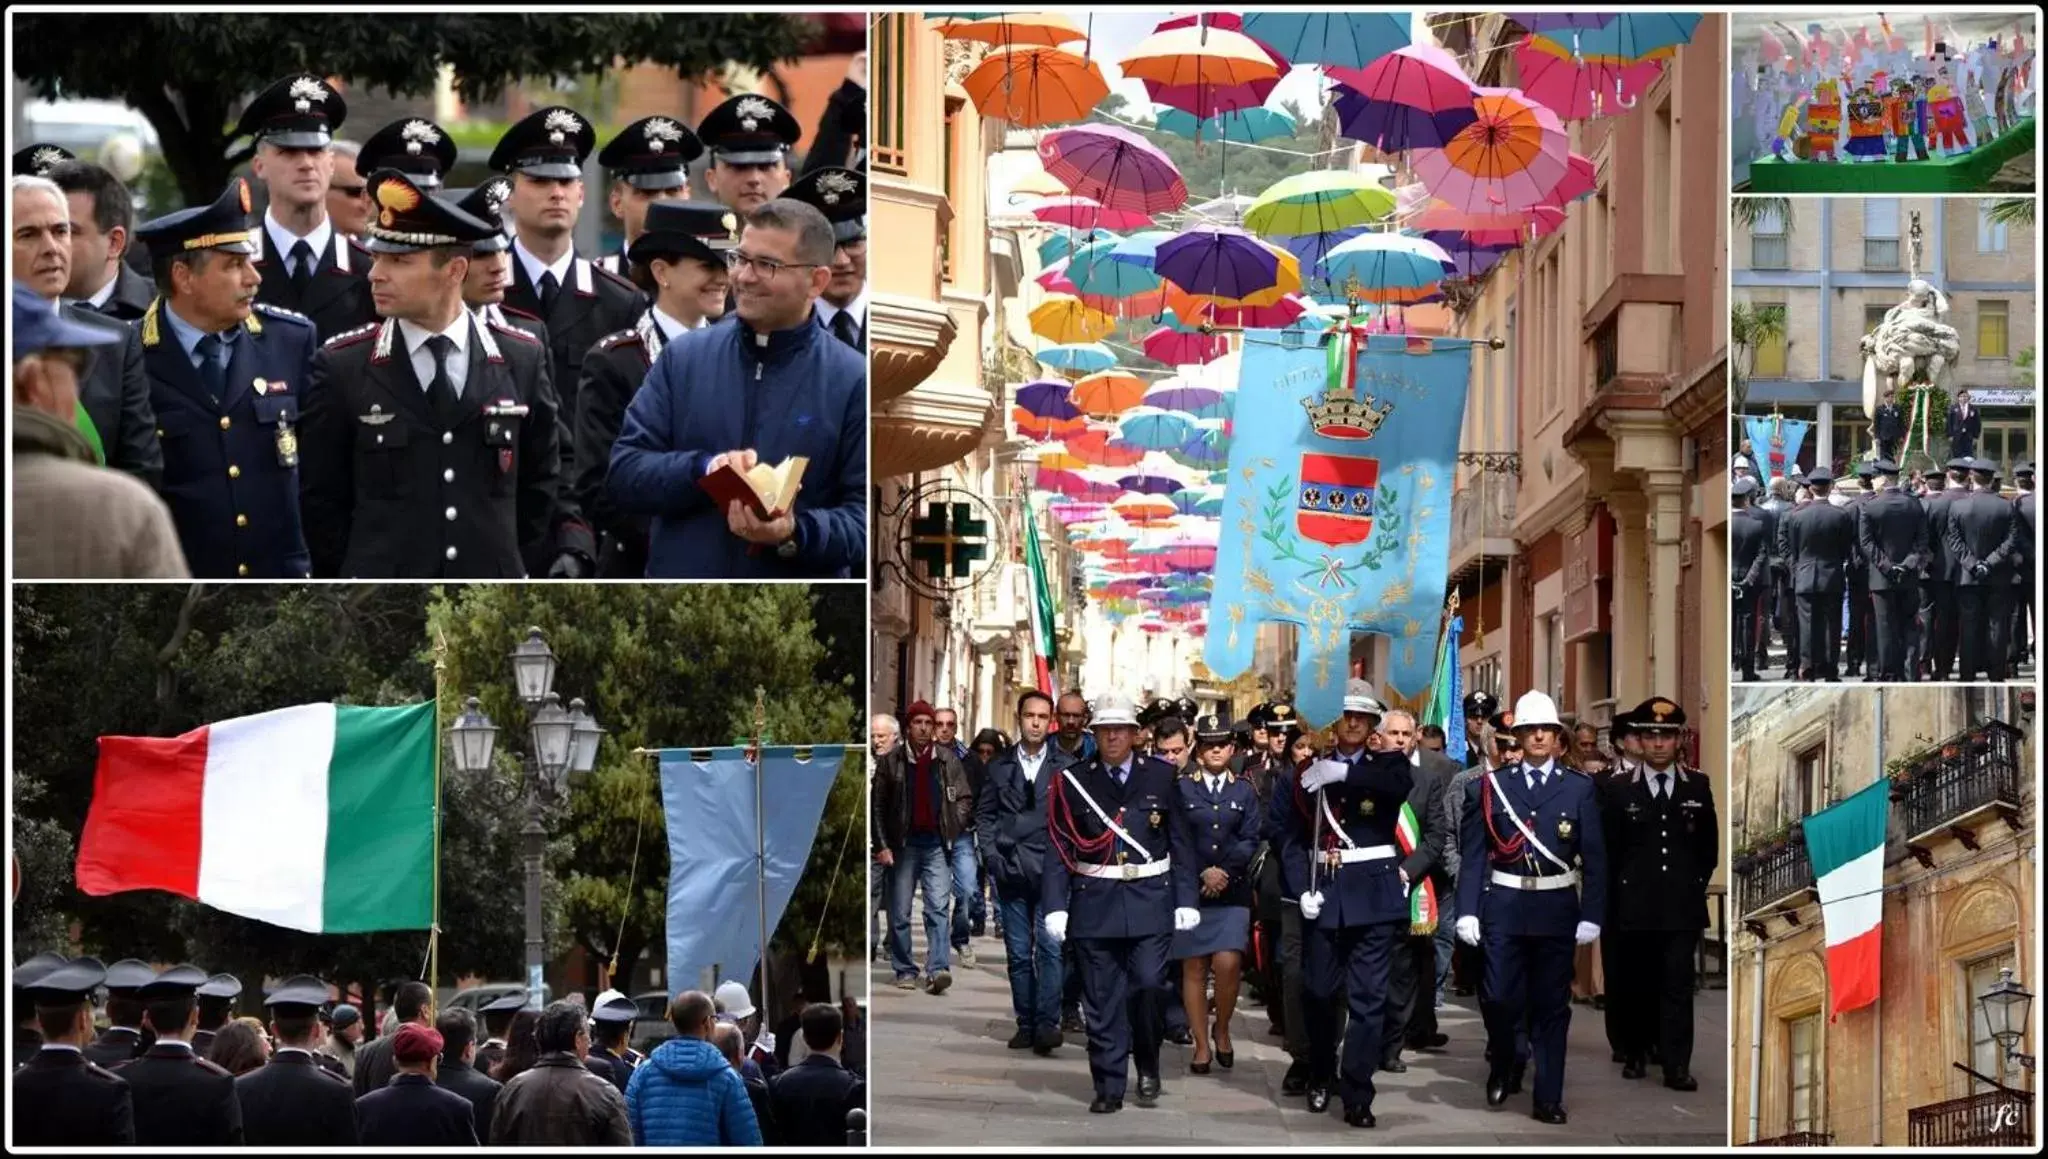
[868,11,1730,1146]
[11,11,868,580]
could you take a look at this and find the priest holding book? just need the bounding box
[606,197,866,578]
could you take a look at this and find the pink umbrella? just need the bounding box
[1325,41,1479,153]
[1513,40,1665,120]
[1038,124,1189,216]
[1171,292,1309,330]
[1035,257,1078,294]
[1142,325,1230,365]
[1411,87,1570,213]
[1537,153,1598,208]
[1023,195,1153,231]
[1142,13,1289,119]
[1032,467,1093,497]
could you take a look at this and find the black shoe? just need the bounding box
[1590,995,1605,1010]
[1533,1103,1568,1125]
[1506,1062,1525,1095]
[1281,1059,1309,1097]
[1611,1049,1626,1063]
[1190,1058,1211,1075]
[1741,670,1760,682]
[1135,1073,1161,1107]
[1033,1027,1063,1055]
[1486,1071,1511,1107]
[1420,1032,1449,1050]
[1061,1011,1084,1034]
[1380,1058,1408,1074]
[1345,1106,1377,1128]
[1216,1048,1233,1069]
[926,970,952,995]
[1089,1096,1122,1114]
[1166,1027,1193,1047]
[1007,1028,1035,1050]
[1622,1057,1647,1080]
[1307,1084,1333,1114]
[1665,1070,1699,1092]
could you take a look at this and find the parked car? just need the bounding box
[442,982,552,1016]
[631,991,677,1054]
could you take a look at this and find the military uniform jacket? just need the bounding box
[1858,488,1930,590]
[1872,402,1907,442]
[1921,489,1961,580]
[251,225,378,344]
[115,1042,243,1145]
[1273,749,1414,928]
[1170,767,1261,909]
[12,1047,136,1145]
[67,302,162,486]
[82,1026,145,1069]
[1947,491,2021,585]
[2011,492,2036,580]
[501,253,645,459]
[1040,754,1198,939]
[1597,764,1716,931]
[1731,507,1772,589]
[138,299,316,577]
[585,1045,634,1092]
[301,316,587,578]
[235,1049,361,1145]
[574,311,671,577]
[1781,499,1856,594]
[975,741,1079,895]
[1455,763,1609,939]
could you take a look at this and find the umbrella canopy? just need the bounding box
[1145,380,1229,417]
[963,47,1110,128]
[1005,169,1070,202]
[1014,378,1081,420]
[1155,105,1298,143]
[1240,12,1409,70]
[1080,287,1167,319]
[1068,238,1163,297]
[1039,228,1117,265]
[1121,24,1284,89]
[1021,195,1154,232]
[1117,407,1197,452]
[1326,42,1479,152]
[1320,232,1453,303]
[1244,170,1397,238]
[1167,287,1310,330]
[1030,445,1090,471]
[1539,13,1702,63]
[1168,485,1224,517]
[1168,425,1232,470]
[1112,492,1179,525]
[1012,406,1089,441]
[1539,153,1599,207]
[1072,370,1149,417]
[1411,87,1570,213]
[1038,124,1188,216]
[1513,39,1667,120]
[1128,17,1287,118]
[1506,13,1615,33]
[1030,295,1117,344]
[1035,257,1077,294]
[1155,228,1281,299]
[1031,467,1096,497]
[1403,196,1564,238]
[1035,342,1117,374]
[942,12,1086,48]
[1142,326,1229,366]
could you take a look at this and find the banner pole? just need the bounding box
[428,629,446,997]
[752,687,771,1038]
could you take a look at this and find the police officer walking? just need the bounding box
[1857,459,1930,681]
[234,976,360,1145]
[1170,713,1261,1077]
[1598,698,1715,1092]
[594,116,702,276]
[116,964,244,1144]
[234,73,377,342]
[1731,477,1772,681]
[12,956,137,1145]
[1947,458,2021,681]
[1041,692,1198,1114]
[1782,466,1857,680]
[1455,692,1607,1125]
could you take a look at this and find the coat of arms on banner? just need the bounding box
[1204,327,1477,725]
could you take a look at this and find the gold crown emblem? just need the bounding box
[1302,387,1394,441]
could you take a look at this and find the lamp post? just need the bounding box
[1979,967,2037,1076]
[447,627,605,1010]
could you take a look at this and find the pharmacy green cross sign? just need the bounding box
[908,500,989,580]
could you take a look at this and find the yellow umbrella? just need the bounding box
[1118,26,1284,90]
[1030,295,1117,344]
[1032,447,1091,471]
[946,12,1086,48]
[1183,244,1302,309]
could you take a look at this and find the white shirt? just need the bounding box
[72,274,119,311]
[1017,741,1047,788]
[651,305,703,342]
[514,238,575,295]
[1408,749,1422,766]
[1522,758,1557,791]
[817,289,868,333]
[265,209,333,274]
[397,315,473,399]
[1204,772,1228,796]
[1643,763,1679,799]
[37,1043,82,1054]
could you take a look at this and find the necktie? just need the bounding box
[194,334,226,405]
[1116,766,1128,789]
[831,309,860,349]
[289,240,314,299]
[538,270,561,315]
[425,335,459,425]
[1654,773,1669,801]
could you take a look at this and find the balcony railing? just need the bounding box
[1735,838,1814,918]
[1907,1089,2034,1147]
[1450,465,1519,559]
[1896,721,2026,844]
[1743,1131,1834,1146]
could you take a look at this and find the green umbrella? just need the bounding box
[1243,171,1397,239]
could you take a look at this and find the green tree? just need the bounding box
[1730,301,1787,416]
[12,14,821,204]
[1732,196,1793,235]
[1985,196,2035,228]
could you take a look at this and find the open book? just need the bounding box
[700,455,808,520]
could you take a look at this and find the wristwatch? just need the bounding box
[775,526,801,559]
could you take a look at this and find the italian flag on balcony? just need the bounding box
[76,702,438,934]
[1023,499,1060,699]
[1805,777,1889,1019]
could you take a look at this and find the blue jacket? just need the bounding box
[607,312,865,578]
[1456,762,1608,938]
[624,1036,762,1147]
[1274,749,1414,928]
[975,742,1077,895]
[1040,754,1199,938]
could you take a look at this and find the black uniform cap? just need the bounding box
[1628,697,1686,732]
[448,178,517,255]
[358,118,459,189]
[235,73,348,149]
[628,200,742,269]
[1193,714,1234,743]
[785,166,867,244]
[263,975,332,1013]
[1610,707,1637,740]
[698,93,800,166]
[197,973,243,1001]
[13,144,76,177]
[363,169,498,254]
[1732,476,1760,498]
[1246,701,1273,727]
[1853,460,1878,479]
[14,951,70,993]
[599,116,702,190]
[135,963,209,999]
[1266,702,1301,733]
[133,178,259,260]
[102,958,158,994]
[1870,458,1900,475]
[482,989,530,1014]
[1945,457,1974,473]
[1805,466,1834,485]
[1970,456,2000,477]
[22,956,107,1008]
[1462,690,1499,719]
[488,106,596,180]
[2017,461,2035,477]
[591,996,638,1025]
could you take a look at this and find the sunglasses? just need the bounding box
[331,182,368,198]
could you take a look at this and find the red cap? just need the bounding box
[904,700,936,723]
[392,1024,444,1064]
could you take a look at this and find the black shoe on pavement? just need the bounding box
[1306,1084,1333,1114]
[1007,1028,1035,1050]
[1135,1073,1161,1107]
[1380,1058,1407,1073]
[1165,1027,1193,1047]
[1345,1106,1376,1128]
[1621,1057,1647,1080]
[1533,1103,1568,1125]
[1061,1011,1084,1034]
[1281,1059,1309,1097]
[1419,1032,1449,1050]
[1485,1071,1511,1107]
[1505,1061,1525,1095]
[1611,1049,1626,1063]
[1033,1027,1063,1055]
[1190,1058,1211,1075]
[1089,1096,1122,1114]
[926,970,952,995]
[1665,1070,1699,1092]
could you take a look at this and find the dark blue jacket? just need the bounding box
[355,1072,479,1145]
[623,1036,762,1147]
[607,312,865,578]
[1171,768,1262,909]
[1456,762,1608,938]
[1274,749,1413,928]
[975,741,1077,896]
[1041,754,1198,938]
[766,1054,864,1148]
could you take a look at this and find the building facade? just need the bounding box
[1729,686,2036,1147]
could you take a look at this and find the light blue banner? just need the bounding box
[1205,331,1476,724]
[1742,414,1811,478]
[658,744,849,987]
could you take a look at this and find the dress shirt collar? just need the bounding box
[514,237,576,291]
[1409,749,1422,766]
[37,1043,83,1054]
[265,209,332,267]
[397,313,472,358]
[159,300,226,363]
[651,305,702,340]
[817,289,868,328]
[1523,758,1557,784]
[81,273,119,310]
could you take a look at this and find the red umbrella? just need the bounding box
[1142,325,1230,365]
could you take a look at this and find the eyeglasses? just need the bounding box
[330,182,367,198]
[724,250,819,278]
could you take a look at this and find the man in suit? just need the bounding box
[1041,691,1198,1114]
[190,974,240,1057]
[235,976,359,1145]
[83,959,156,1069]
[351,980,435,1098]
[354,1024,480,1145]
[300,169,593,579]
[11,956,137,1145]
[1781,466,1858,680]
[11,173,162,486]
[1842,463,1880,677]
[118,965,243,1144]
[1948,389,1982,460]
[1379,709,1459,1072]
[1455,692,1608,1125]
[47,160,155,320]
[786,166,867,352]
[975,689,1077,1055]
[1918,460,1972,679]
[1597,699,1715,1092]
[234,73,378,342]
[1947,458,2021,681]
[593,115,701,276]
[1871,392,1907,463]
[132,177,318,578]
[1731,477,1773,680]
[766,1004,865,1147]
[433,1007,502,1140]
[2009,463,2036,671]
[1857,459,1931,681]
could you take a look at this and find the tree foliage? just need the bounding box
[12,13,821,203]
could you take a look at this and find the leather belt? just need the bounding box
[1320,844,1398,867]
[1490,869,1581,891]
[1076,856,1173,881]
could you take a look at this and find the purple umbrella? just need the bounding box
[1332,87,1479,153]
[1116,469,1188,496]
[1037,124,1189,216]
[1154,228,1281,300]
[1015,378,1081,420]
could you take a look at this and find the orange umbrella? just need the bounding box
[1013,406,1088,441]
[1119,25,1284,89]
[1113,493,1180,525]
[964,47,1110,128]
[1065,425,1147,467]
[1030,295,1117,343]
[945,12,1086,48]
[1031,446,1091,471]
[1072,370,1149,417]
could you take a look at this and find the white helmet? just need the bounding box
[714,980,756,1020]
[1341,679,1385,717]
[1510,691,1563,731]
[1090,692,1139,728]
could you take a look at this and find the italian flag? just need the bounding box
[1804,778,1888,1019]
[76,702,438,934]
[1023,499,1060,698]
[1394,801,1438,933]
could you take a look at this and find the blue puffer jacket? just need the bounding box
[625,1036,763,1147]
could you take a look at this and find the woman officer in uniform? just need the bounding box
[1170,715,1261,1076]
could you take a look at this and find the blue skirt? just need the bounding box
[1172,904,1251,960]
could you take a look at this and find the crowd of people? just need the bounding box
[12,962,866,1146]
[1728,448,2034,682]
[12,63,868,579]
[870,685,1715,1127]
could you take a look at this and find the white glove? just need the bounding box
[1173,907,1202,932]
[1455,915,1481,946]
[1299,891,1324,920]
[1299,759,1349,792]
[1575,921,1601,945]
[1044,911,1069,943]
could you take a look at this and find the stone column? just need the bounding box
[1608,490,1651,703]
[1645,470,1687,702]
[1815,401,1834,472]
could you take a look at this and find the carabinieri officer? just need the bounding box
[1042,692,1199,1115]
[1279,680,1413,1128]
[1455,691,1607,1126]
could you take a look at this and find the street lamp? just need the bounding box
[447,627,602,1010]
[1979,967,2037,1073]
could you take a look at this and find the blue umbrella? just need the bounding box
[1540,13,1702,61]
[1331,86,1477,153]
[1277,226,1368,292]
[1038,228,1118,265]
[1169,426,1232,470]
[1035,343,1117,374]
[1069,238,1163,297]
[1014,378,1081,420]
[1117,407,1196,452]
[1155,105,1299,143]
[1508,13,1615,33]
[1242,12,1411,70]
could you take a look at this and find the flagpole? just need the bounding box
[429,630,446,998]
[751,686,771,1037]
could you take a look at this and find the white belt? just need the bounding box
[1320,844,1398,864]
[1076,856,1173,881]
[1490,869,1581,891]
